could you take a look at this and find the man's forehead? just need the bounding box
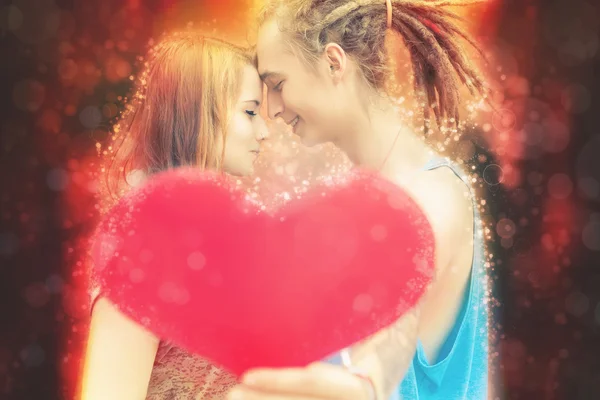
[257,18,282,45]
[256,19,287,75]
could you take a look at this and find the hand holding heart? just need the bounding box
[229,362,377,400]
[91,167,434,376]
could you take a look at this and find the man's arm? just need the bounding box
[349,306,421,398]
[350,168,474,398]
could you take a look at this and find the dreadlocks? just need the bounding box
[259,0,488,127]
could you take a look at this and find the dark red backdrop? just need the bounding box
[1,0,599,399]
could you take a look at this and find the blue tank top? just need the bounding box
[394,157,489,400]
[327,157,489,399]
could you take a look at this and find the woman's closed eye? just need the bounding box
[245,110,257,117]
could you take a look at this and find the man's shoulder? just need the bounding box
[400,166,473,230]
[394,166,475,271]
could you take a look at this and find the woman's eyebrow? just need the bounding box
[242,100,260,106]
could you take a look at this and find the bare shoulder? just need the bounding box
[91,297,160,344]
[396,166,474,274]
[82,298,160,399]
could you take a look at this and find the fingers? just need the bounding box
[227,386,319,400]
[234,363,368,400]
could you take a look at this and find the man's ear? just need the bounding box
[323,42,347,82]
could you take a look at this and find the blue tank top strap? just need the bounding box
[419,156,485,260]
[395,155,488,399]
[421,156,450,171]
[421,156,469,182]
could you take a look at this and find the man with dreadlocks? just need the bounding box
[227,0,489,399]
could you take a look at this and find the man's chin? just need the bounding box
[297,132,322,148]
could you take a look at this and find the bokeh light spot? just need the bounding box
[548,173,573,199]
[0,5,24,31]
[353,293,374,314]
[20,344,45,367]
[483,164,504,186]
[565,291,590,317]
[0,232,19,256]
[12,79,45,112]
[578,177,599,200]
[582,214,600,251]
[370,225,388,242]
[492,108,516,132]
[24,282,50,308]
[187,251,206,271]
[561,84,592,114]
[46,168,69,191]
[496,218,517,239]
[79,106,102,129]
[576,137,600,199]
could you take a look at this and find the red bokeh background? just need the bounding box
[1,1,599,399]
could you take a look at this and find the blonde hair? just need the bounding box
[259,0,487,126]
[105,32,254,198]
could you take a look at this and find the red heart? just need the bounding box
[91,168,434,377]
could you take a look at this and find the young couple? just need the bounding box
[82,0,489,399]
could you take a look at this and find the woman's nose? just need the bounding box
[256,117,269,141]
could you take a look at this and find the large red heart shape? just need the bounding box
[91,168,434,377]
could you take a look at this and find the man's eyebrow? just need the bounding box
[259,71,283,81]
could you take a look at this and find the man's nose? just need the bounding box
[267,91,284,120]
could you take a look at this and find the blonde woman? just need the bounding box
[81,33,268,400]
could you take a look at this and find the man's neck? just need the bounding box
[336,97,434,177]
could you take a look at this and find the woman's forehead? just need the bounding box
[239,66,263,96]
